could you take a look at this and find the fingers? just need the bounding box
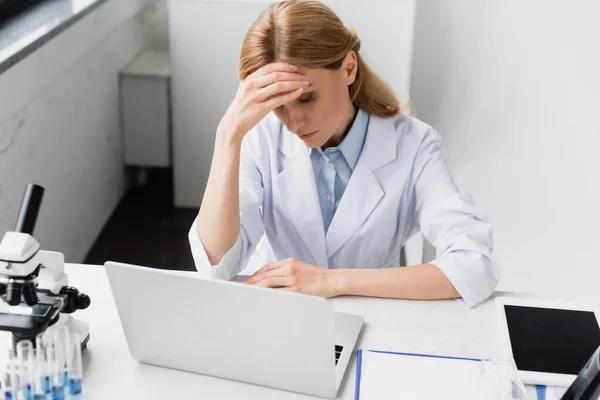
[264,88,305,109]
[243,261,285,284]
[253,276,296,288]
[247,62,297,81]
[242,63,309,111]
[279,286,299,293]
[252,72,307,89]
[255,80,309,102]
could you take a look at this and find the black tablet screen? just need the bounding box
[505,305,600,375]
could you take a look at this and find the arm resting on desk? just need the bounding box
[244,259,459,301]
[332,263,460,300]
[409,125,500,307]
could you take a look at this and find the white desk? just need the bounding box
[0,264,542,399]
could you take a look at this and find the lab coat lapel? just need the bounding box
[273,127,329,268]
[325,115,398,258]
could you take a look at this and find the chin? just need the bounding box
[306,136,328,148]
[297,131,325,147]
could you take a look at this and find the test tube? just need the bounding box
[34,334,50,395]
[67,333,82,398]
[26,351,36,400]
[3,363,14,400]
[26,348,38,400]
[32,366,46,400]
[16,340,34,400]
[6,349,19,400]
[61,328,71,389]
[45,339,63,400]
[55,336,66,400]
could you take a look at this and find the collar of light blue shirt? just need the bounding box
[308,108,370,170]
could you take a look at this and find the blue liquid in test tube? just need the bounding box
[67,334,83,397]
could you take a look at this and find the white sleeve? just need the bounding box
[188,134,265,280]
[412,126,500,308]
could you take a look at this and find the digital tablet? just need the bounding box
[495,297,600,387]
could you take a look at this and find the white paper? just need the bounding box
[546,386,567,400]
[358,351,484,400]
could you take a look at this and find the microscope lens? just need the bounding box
[6,281,22,306]
[23,281,38,306]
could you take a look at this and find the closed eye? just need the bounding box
[298,93,314,104]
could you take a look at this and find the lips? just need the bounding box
[299,131,317,141]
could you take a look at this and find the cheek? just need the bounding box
[317,96,345,129]
[273,107,287,127]
[272,107,286,123]
[310,106,333,132]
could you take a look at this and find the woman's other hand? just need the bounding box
[243,258,340,298]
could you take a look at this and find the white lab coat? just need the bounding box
[189,112,499,307]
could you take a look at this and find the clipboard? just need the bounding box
[355,349,483,400]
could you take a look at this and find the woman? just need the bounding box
[189,0,499,307]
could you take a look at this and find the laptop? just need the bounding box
[104,261,364,398]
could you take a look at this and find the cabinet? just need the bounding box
[120,50,171,169]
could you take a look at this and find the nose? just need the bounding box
[283,105,306,134]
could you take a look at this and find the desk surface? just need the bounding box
[0,264,537,399]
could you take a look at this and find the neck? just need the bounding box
[322,102,358,149]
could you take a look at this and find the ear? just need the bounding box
[341,51,358,85]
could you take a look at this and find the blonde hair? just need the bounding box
[239,0,404,118]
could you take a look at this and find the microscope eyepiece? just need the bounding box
[15,184,45,235]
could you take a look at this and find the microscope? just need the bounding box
[0,184,90,349]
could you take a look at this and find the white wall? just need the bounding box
[410,1,600,298]
[0,0,153,262]
[168,0,416,207]
[141,0,170,50]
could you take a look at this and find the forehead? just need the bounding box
[296,67,338,87]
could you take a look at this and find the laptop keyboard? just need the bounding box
[335,345,344,365]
